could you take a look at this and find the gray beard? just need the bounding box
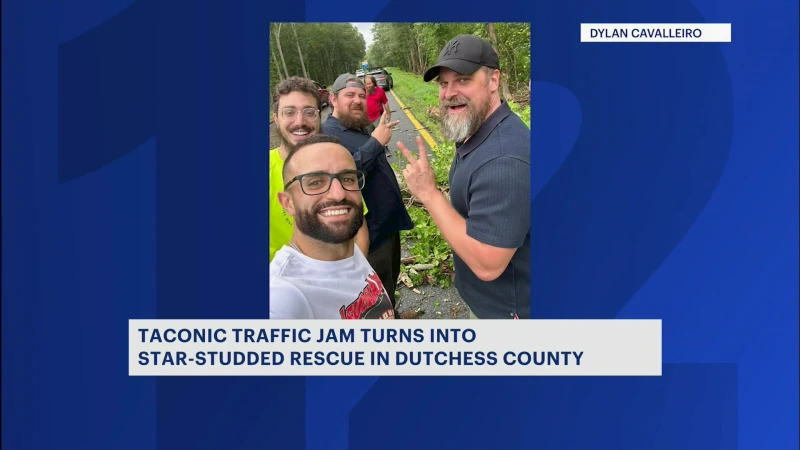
[440,99,489,143]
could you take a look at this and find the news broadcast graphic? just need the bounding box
[130,320,662,376]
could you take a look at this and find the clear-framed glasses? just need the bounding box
[284,170,366,196]
[280,107,320,121]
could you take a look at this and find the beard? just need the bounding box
[337,104,372,130]
[294,199,364,245]
[279,123,317,154]
[440,95,490,143]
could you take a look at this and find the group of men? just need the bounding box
[269,35,531,320]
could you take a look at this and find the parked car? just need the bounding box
[312,80,329,107]
[355,69,365,77]
[367,68,393,90]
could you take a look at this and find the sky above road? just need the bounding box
[351,23,375,50]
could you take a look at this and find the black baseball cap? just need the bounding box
[423,34,500,82]
[332,73,365,93]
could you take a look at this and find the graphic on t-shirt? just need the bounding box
[339,272,394,320]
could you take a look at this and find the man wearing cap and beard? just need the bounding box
[396,34,531,320]
[270,133,395,320]
[270,77,370,262]
[322,74,413,312]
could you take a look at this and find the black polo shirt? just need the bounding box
[448,100,530,319]
[322,116,414,251]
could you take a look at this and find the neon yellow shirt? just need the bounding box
[270,148,368,261]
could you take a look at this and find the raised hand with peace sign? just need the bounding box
[397,136,439,204]
[370,109,401,146]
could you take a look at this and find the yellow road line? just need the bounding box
[388,89,438,149]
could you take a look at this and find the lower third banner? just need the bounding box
[129,319,662,376]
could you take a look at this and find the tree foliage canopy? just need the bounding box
[367,23,530,94]
[270,23,366,87]
[270,22,530,96]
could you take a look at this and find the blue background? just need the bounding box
[2,0,797,449]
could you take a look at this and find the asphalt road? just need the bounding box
[327,92,468,319]
[381,91,436,167]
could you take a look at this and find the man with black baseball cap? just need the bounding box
[398,34,531,320]
[423,34,500,82]
[322,73,412,312]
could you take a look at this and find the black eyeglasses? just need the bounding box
[284,170,366,195]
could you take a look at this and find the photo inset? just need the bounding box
[269,22,531,320]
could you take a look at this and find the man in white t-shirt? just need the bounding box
[270,133,396,320]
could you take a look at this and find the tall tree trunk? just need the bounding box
[323,46,333,83]
[291,23,309,78]
[415,33,425,74]
[271,51,285,81]
[487,23,512,100]
[324,41,337,84]
[273,24,290,79]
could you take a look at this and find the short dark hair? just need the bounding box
[272,77,322,115]
[282,134,343,185]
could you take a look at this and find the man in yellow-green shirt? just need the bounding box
[270,77,369,261]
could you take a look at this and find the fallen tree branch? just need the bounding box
[398,272,414,288]
[439,261,456,282]
[400,256,417,264]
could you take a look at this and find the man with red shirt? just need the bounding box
[364,75,391,131]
